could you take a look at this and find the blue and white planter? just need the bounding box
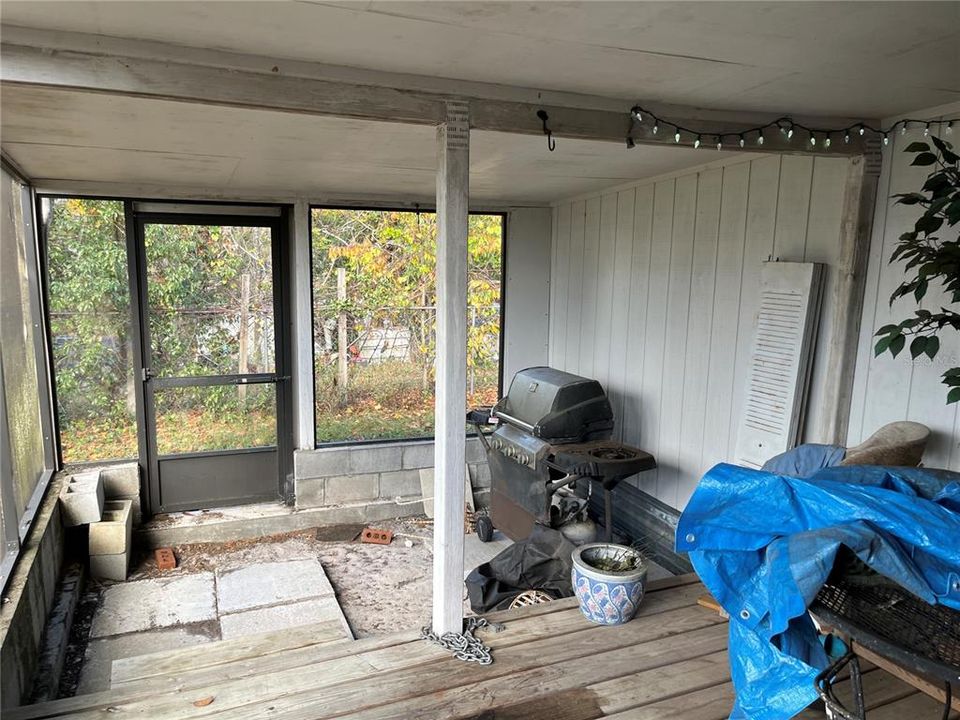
[572,543,648,625]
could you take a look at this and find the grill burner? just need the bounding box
[470,367,655,542]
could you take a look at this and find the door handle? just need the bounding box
[141,368,154,382]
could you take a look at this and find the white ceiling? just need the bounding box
[2,1,958,117]
[1,86,728,204]
[2,1,957,202]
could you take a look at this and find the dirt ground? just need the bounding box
[127,517,439,638]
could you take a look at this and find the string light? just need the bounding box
[616,105,960,153]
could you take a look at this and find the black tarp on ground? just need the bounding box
[465,526,576,612]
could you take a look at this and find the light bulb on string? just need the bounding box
[716,137,723,150]
[824,134,832,148]
[844,131,851,144]
[694,135,702,149]
[739,135,745,148]
[924,123,931,136]
[787,126,794,140]
[882,133,889,146]
[674,130,681,143]
[859,125,865,136]
[947,121,954,135]
[757,130,764,146]
[901,123,908,135]
[631,109,642,123]
[809,133,816,147]
[653,123,659,135]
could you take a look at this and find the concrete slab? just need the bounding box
[218,597,344,640]
[78,623,216,694]
[216,559,335,614]
[463,530,513,579]
[90,573,217,638]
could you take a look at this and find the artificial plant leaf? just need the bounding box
[904,142,930,152]
[874,335,893,356]
[910,336,928,359]
[916,214,944,234]
[948,386,960,404]
[925,335,940,359]
[894,193,926,205]
[890,334,906,357]
[912,153,938,166]
[875,324,899,336]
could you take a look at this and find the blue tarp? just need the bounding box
[676,463,960,719]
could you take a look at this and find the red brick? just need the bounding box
[155,547,177,570]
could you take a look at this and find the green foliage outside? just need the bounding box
[47,201,503,462]
[311,209,502,442]
[874,136,960,402]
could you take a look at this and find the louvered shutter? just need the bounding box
[735,261,825,468]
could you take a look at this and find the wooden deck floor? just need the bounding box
[8,575,956,719]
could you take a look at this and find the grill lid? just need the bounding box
[493,366,613,443]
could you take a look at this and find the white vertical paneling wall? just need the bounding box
[848,103,960,469]
[550,154,852,510]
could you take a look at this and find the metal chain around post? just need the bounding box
[420,616,504,665]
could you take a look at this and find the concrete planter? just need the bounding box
[571,543,647,625]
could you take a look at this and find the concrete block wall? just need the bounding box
[0,474,65,708]
[294,437,491,514]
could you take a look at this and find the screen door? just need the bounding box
[132,208,286,512]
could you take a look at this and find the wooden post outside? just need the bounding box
[238,273,250,402]
[337,266,349,405]
[432,99,470,636]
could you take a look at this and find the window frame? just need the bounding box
[308,204,506,448]
[0,162,58,591]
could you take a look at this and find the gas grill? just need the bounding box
[469,367,656,542]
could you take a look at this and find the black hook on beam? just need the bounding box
[537,110,556,152]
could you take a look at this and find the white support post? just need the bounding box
[291,199,316,451]
[432,100,470,636]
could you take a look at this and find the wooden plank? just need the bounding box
[603,682,734,720]
[459,688,603,720]
[111,620,346,685]
[593,650,730,715]
[635,180,675,497]
[699,161,750,472]
[290,199,315,450]
[807,155,877,445]
[728,156,780,457]
[57,605,726,720]
[772,155,814,261]
[578,196,602,377]
[620,184,654,454]
[565,200,587,372]
[549,204,571,367]
[853,642,960,711]
[656,173,698,508]
[866,691,960,720]
[675,167,722,508]
[12,581,707,720]
[433,100,470,636]
[593,192,619,390]
[301,618,730,720]
[608,189,637,442]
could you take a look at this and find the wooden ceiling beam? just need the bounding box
[1,28,869,156]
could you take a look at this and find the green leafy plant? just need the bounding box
[874,135,960,401]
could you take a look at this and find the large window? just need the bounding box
[2,167,55,588]
[44,198,137,463]
[311,209,502,443]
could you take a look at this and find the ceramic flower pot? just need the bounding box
[571,543,648,625]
